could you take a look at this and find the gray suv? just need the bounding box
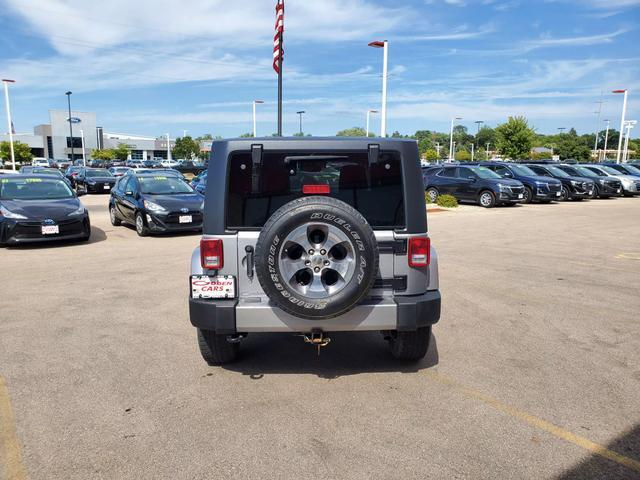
[189,138,441,364]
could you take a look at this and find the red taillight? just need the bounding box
[302,184,330,195]
[408,237,430,268]
[200,238,223,269]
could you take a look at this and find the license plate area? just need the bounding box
[179,215,192,224]
[41,225,59,235]
[191,275,236,299]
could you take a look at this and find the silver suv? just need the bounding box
[189,138,441,363]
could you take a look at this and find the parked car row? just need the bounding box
[423,161,640,207]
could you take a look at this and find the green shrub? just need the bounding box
[436,194,458,208]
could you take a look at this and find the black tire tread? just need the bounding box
[197,329,239,365]
[389,327,431,361]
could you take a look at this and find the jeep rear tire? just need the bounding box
[388,326,432,361]
[197,329,239,364]
[254,196,379,320]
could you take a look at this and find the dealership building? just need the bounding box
[0,110,185,161]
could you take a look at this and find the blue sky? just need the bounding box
[0,0,638,139]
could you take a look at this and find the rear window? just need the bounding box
[226,151,405,229]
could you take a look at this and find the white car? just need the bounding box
[32,157,50,167]
[161,159,180,168]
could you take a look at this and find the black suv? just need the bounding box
[424,165,525,207]
[189,138,441,364]
[554,164,622,198]
[474,162,562,203]
[525,164,594,201]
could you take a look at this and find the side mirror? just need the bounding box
[467,177,476,182]
[504,172,513,178]
[125,190,134,196]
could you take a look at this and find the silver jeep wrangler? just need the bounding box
[189,137,441,363]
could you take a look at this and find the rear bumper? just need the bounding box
[189,290,441,334]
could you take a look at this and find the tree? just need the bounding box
[113,143,131,160]
[555,129,591,162]
[531,150,553,160]
[495,117,536,159]
[475,126,496,150]
[91,149,115,161]
[423,149,439,162]
[336,127,367,137]
[455,150,472,162]
[0,141,33,165]
[239,132,253,138]
[173,136,201,160]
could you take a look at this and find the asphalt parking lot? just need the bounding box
[1,195,639,480]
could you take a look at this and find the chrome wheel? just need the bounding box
[110,207,117,224]
[136,214,145,234]
[479,192,494,207]
[426,188,438,203]
[278,223,356,299]
[560,186,570,201]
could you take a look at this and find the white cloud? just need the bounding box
[525,29,629,48]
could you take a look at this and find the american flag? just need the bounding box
[273,0,284,74]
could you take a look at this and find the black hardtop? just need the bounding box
[204,137,427,235]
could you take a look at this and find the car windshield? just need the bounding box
[472,167,502,179]
[139,176,194,194]
[85,169,113,178]
[598,166,623,175]
[110,168,129,173]
[573,166,598,177]
[32,168,63,177]
[509,164,537,176]
[622,164,640,175]
[546,166,570,178]
[0,177,74,200]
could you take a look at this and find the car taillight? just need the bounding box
[408,236,430,268]
[200,238,223,269]
[302,184,330,194]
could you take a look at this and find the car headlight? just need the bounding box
[621,178,633,187]
[68,205,86,216]
[87,180,96,185]
[0,205,27,219]
[570,180,580,186]
[535,182,548,188]
[497,183,509,190]
[143,200,167,213]
[200,200,205,210]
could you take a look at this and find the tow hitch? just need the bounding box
[300,329,331,356]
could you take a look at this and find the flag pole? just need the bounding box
[277,3,283,137]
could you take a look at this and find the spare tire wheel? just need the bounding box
[254,196,379,320]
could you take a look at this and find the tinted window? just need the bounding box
[509,164,536,176]
[473,167,502,179]
[123,177,137,194]
[0,177,74,200]
[438,167,457,178]
[494,166,512,177]
[226,151,405,229]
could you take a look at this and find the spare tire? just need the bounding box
[254,196,379,320]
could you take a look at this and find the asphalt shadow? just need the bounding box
[221,330,439,380]
[556,423,640,480]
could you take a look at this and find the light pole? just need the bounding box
[452,142,457,161]
[80,129,86,166]
[368,40,388,137]
[166,133,172,161]
[486,143,490,160]
[435,142,441,159]
[602,119,610,161]
[558,127,566,134]
[622,120,636,163]
[2,79,16,170]
[449,117,462,162]
[65,91,74,163]
[366,109,378,137]
[296,110,305,135]
[471,143,475,162]
[593,98,604,155]
[252,100,264,138]
[613,89,628,164]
